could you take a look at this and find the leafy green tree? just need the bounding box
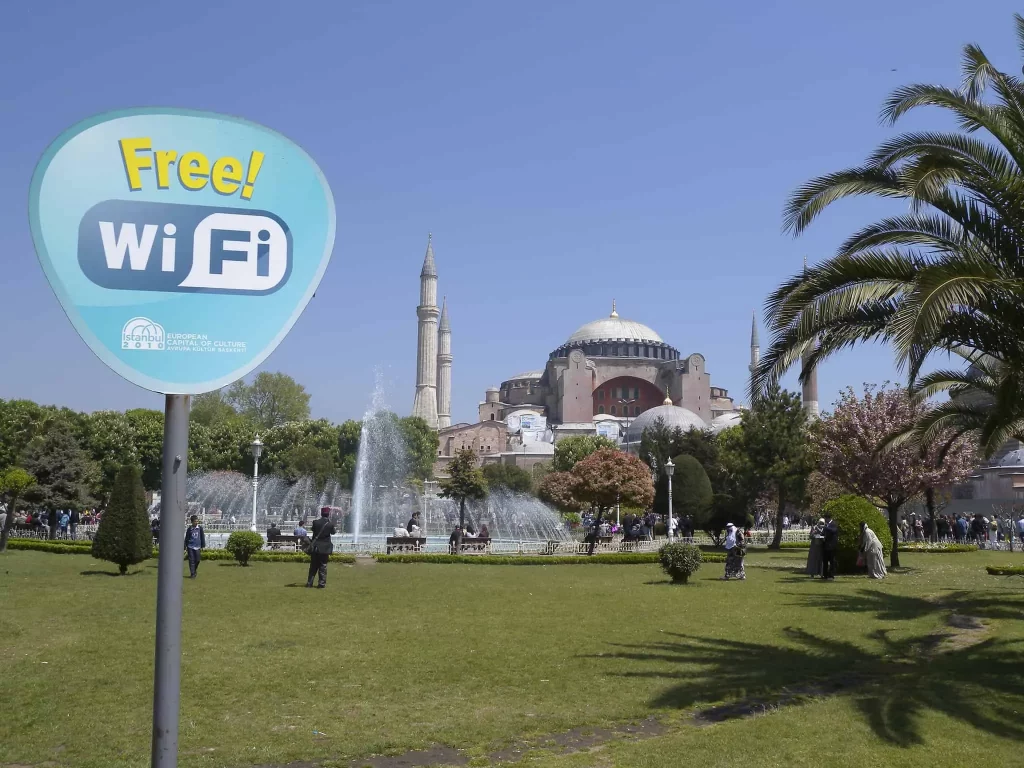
[481,463,534,494]
[552,435,617,472]
[0,467,35,553]
[670,454,713,525]
[278,445,338,488]
[125,409,164,490]
[753,15,1024,456]
[729,388,814,549]
[570,449,655,554]
[0,399,48,471]
[225,372,311,429]
[21,423,96,516]
[91,464,152,574]
[81,410,135,499]
[399,416,439,481]
[438,448,488,550]
[537,470,585,513]
[189,390,239,426]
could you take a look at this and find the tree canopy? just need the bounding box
[481,463,534,495]
[814,384,977,567]
[552,435,617,472]
[224,372,311,429]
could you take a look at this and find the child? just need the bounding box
[184,515,205,579]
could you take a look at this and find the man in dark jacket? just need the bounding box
[307,507,336,589]
[184,515,206,579]
[48,508,58,540]
[821,513,839,580]
[69,509,80,541]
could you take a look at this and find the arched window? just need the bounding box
[490,414,494,420]
[611,405,617,416]
[633,406,640,416]
[598,405,605,414]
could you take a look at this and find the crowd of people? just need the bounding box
[899,512,1024,545]
[0,506,98,540]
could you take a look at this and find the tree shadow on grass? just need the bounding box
[80,569,145,577]
[788,588,1024,623]
[587,625,1024,747]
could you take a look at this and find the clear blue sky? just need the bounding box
[2,1,1021,423]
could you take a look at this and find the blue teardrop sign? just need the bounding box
[29,108,335,394]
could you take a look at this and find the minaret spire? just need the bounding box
[749,310,760,378]
[610,299,618,318]
[436,296,452,429]
[412,234,440,428]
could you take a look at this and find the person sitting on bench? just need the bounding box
[266,523,282,543]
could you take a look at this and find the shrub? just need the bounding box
[658,542,703,584]
[902,543,978,553]
[986,565,1024,576]
[821,495,893,574]
[224,531,265,566]
[779,541,811,549]
[374,553,674,565]
[10,539,93,554]
[91,465,153,575]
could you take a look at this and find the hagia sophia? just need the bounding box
[410,236,820,474]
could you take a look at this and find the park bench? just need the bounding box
[386,536,427,554]
[266,534,298,552]
[454,537,491,554]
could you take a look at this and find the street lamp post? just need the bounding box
[249,436,263,532]
[665,457,675,542]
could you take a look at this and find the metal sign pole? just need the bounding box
[151,394,190,767]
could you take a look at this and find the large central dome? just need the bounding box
[565,303,663,345]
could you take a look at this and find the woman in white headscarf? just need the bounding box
[806,518,825,577]
[859,522,887,579]
[723,523,746,580]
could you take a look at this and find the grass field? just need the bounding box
[2,549,1024,767]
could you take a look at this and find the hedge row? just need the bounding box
[6,539,354,564]
[901,544,979,553]
[779,542,811,549]
[374,552,727,565]
[986,565,1024,576]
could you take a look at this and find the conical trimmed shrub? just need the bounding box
[92,464,153,574]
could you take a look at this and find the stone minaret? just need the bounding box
[436,296,452,429]
[800,257,820,418]
[412,235,439,428]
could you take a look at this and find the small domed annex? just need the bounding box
[623,391,707,444]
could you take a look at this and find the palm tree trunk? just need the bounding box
[887,502,902,569]
[770,489,786,550]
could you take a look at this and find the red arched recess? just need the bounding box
[592,377,663,417]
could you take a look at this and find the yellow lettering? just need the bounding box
[178,151,210,190]
[119,137,152,191]
[155,150,178,189]
[211,156,242,195]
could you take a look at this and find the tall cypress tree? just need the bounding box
[92,464,152,574]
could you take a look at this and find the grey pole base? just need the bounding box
[152,394,190,767]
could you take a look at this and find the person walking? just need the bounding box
[858,522,887,579]
[58,510,70,539]
[69,508,80,540]
[184,515,205,579]
[806,518,825,578]
[306,507,336,589]
[821,512,839,580]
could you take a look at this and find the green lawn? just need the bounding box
[2,549,1023,767]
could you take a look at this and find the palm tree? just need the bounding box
[753,14,1024,456]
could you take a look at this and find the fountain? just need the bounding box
[150,375,573,550]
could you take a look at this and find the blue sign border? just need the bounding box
[28,107,336,394]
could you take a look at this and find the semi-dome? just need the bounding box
[996,448,1024,467]
[507,370,544,380]
[624,401,706,444]
[710,412,743,433]
[566,304,663,345]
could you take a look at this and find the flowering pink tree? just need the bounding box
[814,384,977,568]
